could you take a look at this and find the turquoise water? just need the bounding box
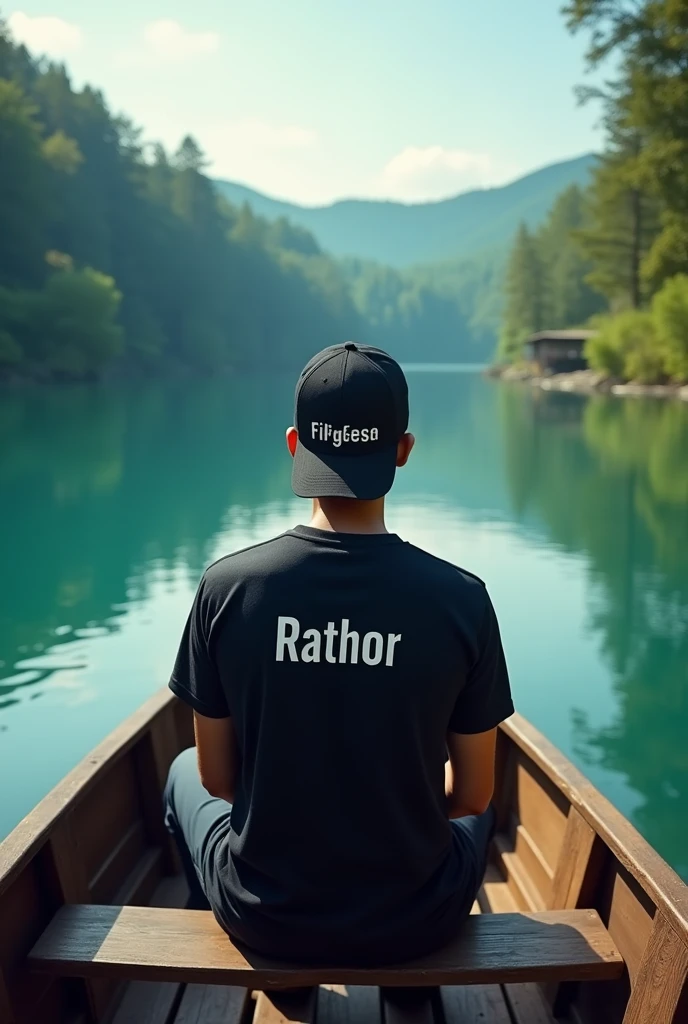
[1,369,686,879]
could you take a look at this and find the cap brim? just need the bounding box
[292,439,398,500]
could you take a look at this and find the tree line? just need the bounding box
[0,17,365,379]
[0,16,492,381]
[499,0,688,384]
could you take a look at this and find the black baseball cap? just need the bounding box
[291,342,409,500]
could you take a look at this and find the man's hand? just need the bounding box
[193,711,239,804]
[445,728,497,819]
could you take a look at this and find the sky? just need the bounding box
[6,1,604,206]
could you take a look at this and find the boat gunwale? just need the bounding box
[502,713,688,938]
[0,691,686,944]
[0,686,174,897]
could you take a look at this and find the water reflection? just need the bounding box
[0,373,686,879]
[579,398,687,879]
[0,377,295,706]
[499,386,688,879]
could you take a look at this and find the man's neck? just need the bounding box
[309,497,388,535]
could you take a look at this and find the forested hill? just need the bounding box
[0,21,365,379]
[215,155,595,267]
[0,12,596,380]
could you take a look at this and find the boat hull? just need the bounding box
[0,690,686,1024]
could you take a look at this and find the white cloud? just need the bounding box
[378,145,496,201]
[142,20,220,61]
[8,11,83,57]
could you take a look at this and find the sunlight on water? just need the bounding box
[1,371,686,879]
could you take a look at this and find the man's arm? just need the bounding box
[445,728,497,818]
[193,711,239,804]
[445,587,513,819]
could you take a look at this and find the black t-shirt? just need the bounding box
[169,525,513,962]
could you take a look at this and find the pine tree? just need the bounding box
[538,185,606,326]
[575,113,659,310]
[498,224,545,362]
[145,144,173,206]
[564,0,687,288]
[0,80,48,287]
[173,135,207,173]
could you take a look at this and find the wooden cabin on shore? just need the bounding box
[527,331,597,374]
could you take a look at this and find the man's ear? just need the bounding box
[286,426,298,457]
[396,432,415,468]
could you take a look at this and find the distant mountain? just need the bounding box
[215,154,596,267]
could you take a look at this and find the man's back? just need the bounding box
[170,524,513,962]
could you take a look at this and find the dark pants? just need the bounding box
[163,747,227,909]
[163,747,496,922]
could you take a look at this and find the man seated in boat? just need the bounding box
[165,343,514,964]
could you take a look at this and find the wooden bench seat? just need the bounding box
[29,904,623,989]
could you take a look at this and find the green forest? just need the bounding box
[0,14,493,381]
[3,1,688,382]
[500,0,688,384]
[0,16,364,379]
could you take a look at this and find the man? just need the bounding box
[165,342,514,965]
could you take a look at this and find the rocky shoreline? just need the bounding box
[487,365,688,401]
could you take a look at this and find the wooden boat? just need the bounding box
[0,688,686,1024]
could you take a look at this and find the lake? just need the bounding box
[1,368,686,880]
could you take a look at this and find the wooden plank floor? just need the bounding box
[110,866,566,1024]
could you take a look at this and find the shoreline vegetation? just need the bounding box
[486,363,688,401]
[496,2,688,395]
